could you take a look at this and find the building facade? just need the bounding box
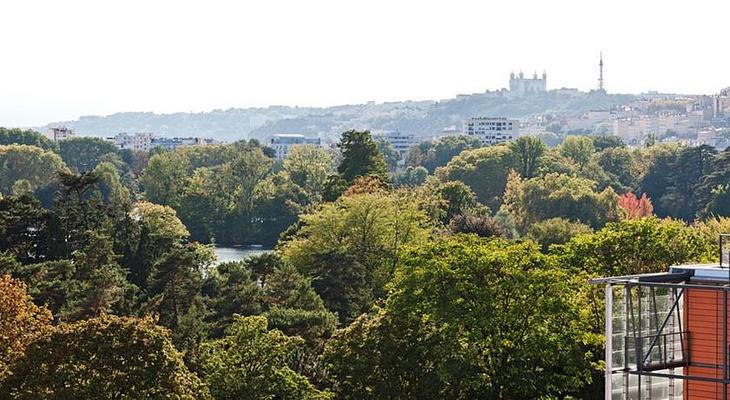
[373,131,416,159]
[47,126,75,142]
[269,134,321,160]
[463,117,519,145]
[106,132,153,151]
[509,71,547,97]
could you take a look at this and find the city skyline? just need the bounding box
[1,0,729,127]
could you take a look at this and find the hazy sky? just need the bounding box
[1,0,728,127]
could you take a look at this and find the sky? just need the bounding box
[1,0,728,127]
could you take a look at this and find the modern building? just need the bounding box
[106,132,153,152]
[591,234,730,399]
[509,71,547,97]
[373,131,416,159]
[463,117,519,145]
[47,126,75,142]
[268,134,321,160]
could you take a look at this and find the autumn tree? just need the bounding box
[1,315,210,399]
[0,275,52,380]
[617,192,654,220]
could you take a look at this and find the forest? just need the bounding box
[0,126,729,399]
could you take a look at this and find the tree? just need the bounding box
[502,172,619,233]
[323,236,595,399]
[638,143,681,218]
[146,244,214,330]
[416,135,483,173]
[526,217,593,252]
[59,137,119,172]
[0,144,66,195]
[337,130,388,183]
[591,135,625,151]
[0,127,58,152]
[141,150,191,208]
[436,180,486,224]
[376,140,399,173]
[448,214,504,238]
[280,191,432,321]
[0,275,52,380]
[0,194,50,264]
[509,135,546,179]
[559,136,595,170]
[200,315,331,400]
[659,144,717,221]
[283,145,335,203]
[1,315,210,399]
[594,146,638,192]
[617,192,654,220]
[392,166,428,187]
[554,217,713,276]
[436,145,514,210]
[60,231,130,321]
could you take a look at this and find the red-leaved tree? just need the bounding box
[618,192,654,220]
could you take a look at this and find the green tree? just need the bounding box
[527,217,593,252]
[141,150,191,208]
[337,130,388,183]
[59,136,119,172]
[436,145,515,210]
[283,145,335,203]
[1,315,210,399]
[509,135,546,179]
[200,315,331,400]
[323,236,596,399]
[392,166,429,187]
[146,244,214,330]
[0,144,66,195]
[280,191,432,321]
[376,140,399,173]
[0,127,58,152]
[0,194,50,264]
[591,135,626,151]
[502,172,619,233]
[554,217,713,276]
[559,135,595,170]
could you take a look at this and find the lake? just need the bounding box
[213,246,272,264]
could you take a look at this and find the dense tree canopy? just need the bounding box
[1,315,210,399]
[0,128,58,152]
[0,144,66,195]
[59,137,119,173]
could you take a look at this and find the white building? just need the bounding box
[509,71,547,97]
[463,117,519,145]
[269,134,321,160]
[47,126,75,142]
[106,132,153,151]
[373,131,416,159]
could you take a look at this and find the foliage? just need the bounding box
[554,217,713,276]
[436,145,514,210]
[323,236,596,399]
[200,315,331,400]
[0,144,66,195]
[280,191,433,321]
[0,315,210,399]
[559,135,595,170]
[337,130,388,183]
[502,172,619,233]
[527,217,593,252]
[59,136,119,173]
[283,145,336,204]
[0,127,58,152]
[0,275,52,380]
[408,135,483,173]
[448,214,504,238]
[509,135,546,179]
[392,166,429,187]
[617,192,654,220]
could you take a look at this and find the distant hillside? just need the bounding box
[43,91,636,142]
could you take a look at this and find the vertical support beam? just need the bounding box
[606,284,613,400]
[722,288,727,400]
[623,285,629,400]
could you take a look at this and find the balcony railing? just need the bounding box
[625,331,689,371]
